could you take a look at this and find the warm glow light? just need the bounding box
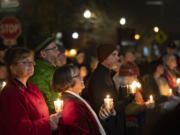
[169,89,172,96]
[2,81,6,88]
[65,49,78,57]
[69,49,77,56]
[120,17,126,25]
[65,50,69,56]
[177,78,180,85]
[72,32,79,39]
[134,34,140,40]
[83,9,91,19]
[54,99,64,112]
[149,95,154,103]
[104,95,113,110]
[153,26,159,32]
[130,81,141,94]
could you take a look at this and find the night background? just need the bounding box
[0,0,180,61]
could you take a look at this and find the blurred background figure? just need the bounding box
[90,56,99,72]
[75,52,91,86]
[0,62,8,91]
[0,45,8,63]
[124,51,136,64]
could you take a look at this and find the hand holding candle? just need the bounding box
[54,99,64,113]
[169,89,172,96]
[130,81,141,94]
[104,95,113,110]
[149,95,154,103]
[177,78,180,85]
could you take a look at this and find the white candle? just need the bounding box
[104,95,113,110]
[130,81,141,94]
[169,89,172,96]
[54,99,64,112]
[149,95,154,103]
[177,78,180,85]
[2,81,6,88]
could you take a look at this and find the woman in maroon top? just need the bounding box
[52,65,106,135]
[0,47,60,135]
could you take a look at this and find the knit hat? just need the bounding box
[97,44,117,62]
[167,41,176,49]
[119,62,139,76]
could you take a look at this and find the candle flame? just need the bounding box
[2,81,6,88]
[150,95,153,101]
[177,78,180,84]
[106,95,110,98]
[130,81,141,93]
[54,98,64,112]
[137,82,141,88]
[169,89,172,96]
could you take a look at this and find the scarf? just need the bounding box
[66,90,106,135]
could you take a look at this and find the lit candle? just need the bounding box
[169,89,172,96]
[130,81,141,94]
[2,81,6,88]
[177,78,180,85]
[0,81,6,90]
[54,99,64,112]
[149,95,154,103]
[104,95,113,110]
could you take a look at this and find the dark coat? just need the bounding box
[59,92,101,135]
[141,75,169,135]
[83,63,131,135]
[142,74,168,103]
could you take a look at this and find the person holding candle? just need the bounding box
[29,35,67,114]
[0,62,8,91]
[83,44,134,135]
[0,47,60,135]
[52,64,106,135]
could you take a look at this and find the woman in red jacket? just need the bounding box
[0,47,60,135]
[52,65,106,135]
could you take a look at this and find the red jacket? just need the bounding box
[59,92,101,135]
[0,79,52,135]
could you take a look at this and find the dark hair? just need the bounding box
[52,65,78,92]
[0,62,5,67]
[4,47,34,76]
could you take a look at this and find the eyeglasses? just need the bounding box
[72,74,81,79]
[44,46,58,51]
[17,61,36,66]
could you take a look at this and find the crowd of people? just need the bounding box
[0,36,180,135]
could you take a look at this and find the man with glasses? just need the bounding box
[30,36,67,114]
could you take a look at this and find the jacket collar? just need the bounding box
[8,78,31,91]
[97,63,116,77]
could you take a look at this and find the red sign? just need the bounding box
[0,16,21,46]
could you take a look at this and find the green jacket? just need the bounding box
[29,59,59,114]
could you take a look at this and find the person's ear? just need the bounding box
[40,50,46,58]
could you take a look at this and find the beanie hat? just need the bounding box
[119,62,139,76]
[97,44,117,62]
[167,41,176,49]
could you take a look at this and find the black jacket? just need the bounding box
[83,63,132,135]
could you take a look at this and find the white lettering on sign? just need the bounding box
[0,24,20,34]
